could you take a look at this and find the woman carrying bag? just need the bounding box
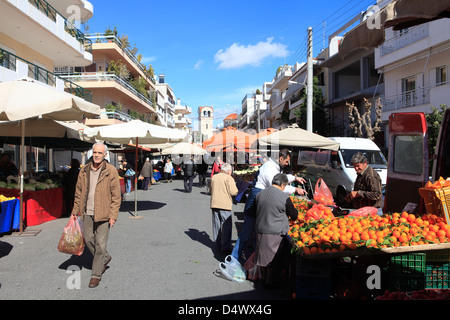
[123,159,135,195]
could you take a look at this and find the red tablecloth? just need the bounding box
[0,187,64,227]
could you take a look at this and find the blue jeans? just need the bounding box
[125,177,132,194]
[231,187,262,261]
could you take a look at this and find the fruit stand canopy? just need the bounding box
[258,124,340,151]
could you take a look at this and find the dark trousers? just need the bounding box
[143,177,151,190]
[183,175,194,192]
[198,173,206,187]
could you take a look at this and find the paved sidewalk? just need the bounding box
[0,177,290,300]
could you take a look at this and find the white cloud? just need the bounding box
[140,56,156,64]
[194,60,203,70]
[214,37,289,69]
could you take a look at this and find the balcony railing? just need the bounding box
[379,84,447,111]
[85,33,155,84]
[28,0,92,53]
[0,47,92,102]
[61,73,155,109]
[380,24,429,56]
[102,110,135,122]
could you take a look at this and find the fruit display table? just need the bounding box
[0,198,20,233]
[0,187,64,227]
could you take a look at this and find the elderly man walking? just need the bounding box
[71,143,121,288]
[210,163,238,254]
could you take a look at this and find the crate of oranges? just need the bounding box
[419,177,450,225]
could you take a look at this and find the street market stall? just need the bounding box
[0,196,20,233]
[284,177,450,300]
[0,79,101,233]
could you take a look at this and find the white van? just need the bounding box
[298,137,387,206]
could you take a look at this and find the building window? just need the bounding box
[401,76,416,107]
[437,66,447,86]
[402,76,415,93]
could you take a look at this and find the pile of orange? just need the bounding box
[305,203,334,222]
[288,211,450,255]
[425,176,450,189]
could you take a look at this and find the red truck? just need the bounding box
[384,109,450,215]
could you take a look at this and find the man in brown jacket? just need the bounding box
[71,143,121,288]
[345,152,382,209]
[210,163,239,253]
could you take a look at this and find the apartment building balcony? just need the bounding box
[86,34,155,86]
[380,81,449,113]
[380,24,429,57]
[0,47,92,101]
[174,116,192,126]
[0,0,93,67]
[175,104,192,115]
[61,73,156,114]
[269,65,293,92]
[165,96,175,114]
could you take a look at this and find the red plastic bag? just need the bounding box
[57,215,85,256]
[348,206,378,217]
[313,178,335,206]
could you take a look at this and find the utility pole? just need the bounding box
[307,26,313,132]
[256,101,261,133]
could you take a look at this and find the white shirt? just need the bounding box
[164,162,173,173]
[254,158,296,194]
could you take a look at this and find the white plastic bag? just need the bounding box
[219,255,246,283]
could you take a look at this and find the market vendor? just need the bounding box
[0,154,18,177]
[345,152,382,209]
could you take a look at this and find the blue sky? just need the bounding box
[84,0,376,129]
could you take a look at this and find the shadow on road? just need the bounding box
[184,228,229,262]
[0,240,13,259]
[119,200,166,212]
[58,249,93,271]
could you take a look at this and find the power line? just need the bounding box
[288,0,376,64]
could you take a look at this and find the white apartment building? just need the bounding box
[0,0,95,169]
[238,92,266,131]
[376,19,450,121]
[174,98,192,139]
[264,64,295,129]
[0,0,93,93]
[155,74,175,128]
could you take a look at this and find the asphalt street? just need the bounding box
[0,176,290,301]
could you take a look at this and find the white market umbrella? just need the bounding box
[160,142,207,156]
[82,120,188,218]
[0,119,90,139]
[0,79,101,233]
[82,120,188,145]
[258,124,340,151]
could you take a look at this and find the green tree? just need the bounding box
[292,76,328,135]
[107,59,131,81]
[426,104,448,173]
[130,76,149,98]
[104,26,118,36]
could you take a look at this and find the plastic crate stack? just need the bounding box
[295,256,332,300]
[425,249,450,289]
